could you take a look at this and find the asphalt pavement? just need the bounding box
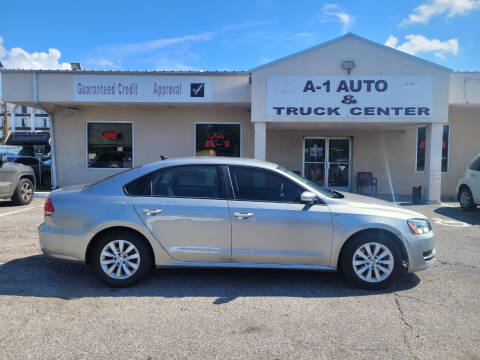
[0,198,479,359]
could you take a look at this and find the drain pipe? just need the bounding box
[33,71,58,189]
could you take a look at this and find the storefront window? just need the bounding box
[416,128,426,172]
[442,125,449,172]
[416,125,449,172]
[87,122,133,169]
[195,123,241,157]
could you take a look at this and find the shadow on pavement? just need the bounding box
[433,207,480,226]
[0,255,420,304]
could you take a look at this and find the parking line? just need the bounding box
[0,205,43,218]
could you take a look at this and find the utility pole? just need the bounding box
[1,101,9,144]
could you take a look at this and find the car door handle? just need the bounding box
[142,208,163,216]
[233,212,254,218]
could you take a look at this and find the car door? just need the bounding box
[0,161,10,195]
[129,164,231,262]
[227,165,333,266]
[0,161,17,196]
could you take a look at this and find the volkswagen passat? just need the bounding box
[39,157,435,289]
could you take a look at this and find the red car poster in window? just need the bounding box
[103,131,119,140]
[196,124,240,157]
[204,132,231,149]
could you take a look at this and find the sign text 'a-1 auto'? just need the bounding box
[266,76,433,118]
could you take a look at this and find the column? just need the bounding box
[49,114,57,189]
[10,105,16,132]
[254,122,266,160]
[424,123,443,203]
[31,108,36,132]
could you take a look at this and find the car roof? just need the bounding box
[143,157,279,170]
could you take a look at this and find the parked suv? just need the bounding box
[0,155,36,205]
[457,153,480,210]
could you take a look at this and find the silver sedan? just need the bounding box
[39,157,435,289]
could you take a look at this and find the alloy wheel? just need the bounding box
[21,182,33,202]
[460,190,471,208]
[352,242,394,283]
[100,240,141,280]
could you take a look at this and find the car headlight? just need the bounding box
[407,218,432,235]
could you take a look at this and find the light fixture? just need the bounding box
[70,63,82,71]
[64,107,79,114]
[342,60,355,75]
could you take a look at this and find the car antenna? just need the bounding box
[160,155,167,160]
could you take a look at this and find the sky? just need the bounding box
[0,0,479,74]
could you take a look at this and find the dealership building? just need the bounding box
[1,33,479,202]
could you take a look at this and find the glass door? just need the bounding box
[327,138,350,189]
[303,137,351,190]
[303,138,326,187]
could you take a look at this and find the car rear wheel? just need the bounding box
[91,231,153,287]
[341,233,404,290]
[11,178,34,205]
[459,187,476,211]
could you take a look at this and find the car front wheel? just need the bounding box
[91,230,153,287]
[11,178,34,205]
[341,234,404,290]
[459,187,476,211]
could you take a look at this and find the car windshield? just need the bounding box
[277,166,343,198]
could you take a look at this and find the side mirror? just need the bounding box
[0,155,7,166]
[300,191,317,204]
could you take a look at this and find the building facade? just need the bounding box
[1,34,479,202]
[1,103,50,138]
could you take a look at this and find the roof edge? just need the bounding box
[250,33,452,73]
[0,69,249,76]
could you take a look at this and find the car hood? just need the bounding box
[330,192,427,220]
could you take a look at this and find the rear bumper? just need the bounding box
[38,223,88,263]
[404,231,436,273]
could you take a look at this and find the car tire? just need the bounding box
[91,230,153,287]
[341,233,405,290]
[11,178,34,205]
[459,186,477,211]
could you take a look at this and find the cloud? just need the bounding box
[385,34,459,59]
[101,32,214,56]
[321,3,354,33]
[84,58,121,70]
[0,37,70,69]
[402,0,480,25]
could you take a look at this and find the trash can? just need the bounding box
[412,186,422,204]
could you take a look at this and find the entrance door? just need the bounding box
[303,137,351,190]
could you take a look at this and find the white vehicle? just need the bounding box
[457,153,480,210]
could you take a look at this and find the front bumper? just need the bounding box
[38,223,89,263]
[403,230,436,273]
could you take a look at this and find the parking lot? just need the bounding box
[0,197,479,359]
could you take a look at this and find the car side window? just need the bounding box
[229,166,304,203]
[124,165,224,199]
[469,156,480,171]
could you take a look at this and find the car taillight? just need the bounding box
[44,198,55,217]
